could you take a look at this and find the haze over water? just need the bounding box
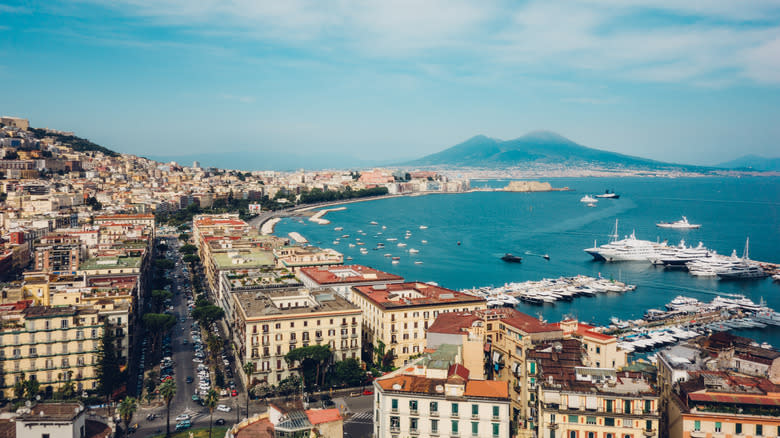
[276,177,780,347]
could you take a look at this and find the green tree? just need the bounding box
[178,233,190,241]
[332,359,366,387]
[160,380,176,437]
[143,313,176,353]
[151,289,173,312]
[243,361,254,418]
[154,258,175,270]
[179,244,197,255]
[285,345,332,389]
[118,396,138,438]
[56,371,75,400]
[373,340,386,367]
[205,389,219,438]
[192,305,224,328]
[13,373,25,400]
[144,390,154,406]
[182,254,200,264]
[96,322,121,416]
[207,335,224,364]
[24,377,40,400]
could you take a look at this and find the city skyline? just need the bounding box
[2,1,780,166]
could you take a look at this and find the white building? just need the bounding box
[374,345,512,438]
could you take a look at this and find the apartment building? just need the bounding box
[216,268,302,327]
[537,368,660,438]
[351,282,486,367]
[273,245,343,273]
[668,371,780,438]
[297,264,404,301]
[0,305,104,398]
[33,234,82,273]
[233,286,362,387]
[374,346,512,438]
[553,319,628,370]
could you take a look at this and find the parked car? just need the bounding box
[175,420,192,431]
[362,389,374,396]
[175,414,190,422]
[231,390,238,397]
[217,404,231,412]
[215,419,226,426]
[185,376,193,383]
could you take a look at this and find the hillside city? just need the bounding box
[1,116,779,438]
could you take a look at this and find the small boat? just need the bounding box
[414,261,423,265]
[580,195,598,203]
[370,221,378,225]
[656,216,701,229]
[387,238,398,242]
[392,260,399,264]
[457,241,461,246]
[586,202,597,208]
[392,257,400,260]
[421,240,428,244]
[543,254,550,260]
[595,190,620,199]
[408,248,419,254]
[348,243,355,248]
[334,226,343,231]
[383,254,392,257]
[501,254,522,263]
[397,243,407,248]
[346,256,353,260]
[419,225,428,230]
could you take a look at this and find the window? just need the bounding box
[42,434,50,438]
[472,422,479,435]
[569,432,577,438]
[568,415,578,424]
[410,400,418,413]
[430,402,438,413]
[586,416,596,425]
[529,362,536,374]
[756,425,763,436]
[492,405,499,419]
[431,419,438,434]
[390,416,400,431]
[624,400,631,414]
[596,346,601,354]
[604,418,615,427]
[588,433,595,438]
[694,421,701,432]
[646,420,653,431]
[736,423,742,435]
[645,400,652,413]
[715,422,722,433]
[605,399,613,412]
[606,434,613,438]
[391,399,398,411]
[492,423,500,437]
[472,404,479,417]
[452,403,459,416]
[452,420,459,434]
[410,418,418,432]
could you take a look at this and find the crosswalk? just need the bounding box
[348,410,374,424]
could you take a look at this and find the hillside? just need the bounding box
[28,127,119,157]
[716,155,780,172]
[407,131,693,170]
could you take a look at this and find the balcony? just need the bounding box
[410,430,419,436]
[390,426,400,433]
[643,429,657,437]
[410,409,418,416]
[690,431,706,438]
[315,336,323,342]
[430,411,439,417]
[549,422,558,430]
[351,333,358,338]
[471,414,479,420]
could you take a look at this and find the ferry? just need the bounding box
[656,216,701,229]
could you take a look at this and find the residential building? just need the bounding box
[297,264,404,301]
[350,282,486,367]
[374,345,512,438]
[15,402,112,438]
[553,319,628,370]
[232,286,362,387]
[273,245,343,272]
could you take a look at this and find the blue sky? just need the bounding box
[1,0,779,167]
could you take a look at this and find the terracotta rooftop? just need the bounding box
[20,402,83,421]
[551,321,615,341]
[298,265,403,285]
[465,380,510,399]
[234,417,274,438]
[427,312,482,335]
[353,282,485,309]
[305,408,342,425]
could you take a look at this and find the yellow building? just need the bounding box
[233,286,362,387]
[0,305,104,398]
[553,319,628,370]
[350,282,486,367]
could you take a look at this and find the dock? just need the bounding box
[288,232,308,244]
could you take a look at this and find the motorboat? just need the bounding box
[656,216,701,229]
[408,248,419,254]
[580,195,598,203]
[419,225,428,230]
[595,190,620,199]
[501,253,523,263]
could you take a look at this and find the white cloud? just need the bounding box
[65,0,780,86]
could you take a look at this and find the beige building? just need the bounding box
[273,245,343,272]
[0,305,104,398]
[350,282,486,367]
[233,286,362,387]
[537,368,660,438]
[553,319,628,370]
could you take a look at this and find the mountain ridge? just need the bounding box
[406,131,694,170]
[716,154,780,172]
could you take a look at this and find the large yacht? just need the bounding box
[715,238,769,280]
[656,216,701,229]
[652,241,713,267]
[686,250,741,276]
[584,219,666,262]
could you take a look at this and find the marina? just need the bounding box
[461,275,636,306]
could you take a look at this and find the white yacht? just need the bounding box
[654,241,713,267]
[419,225,428,230]
[408,248,419,254]
[686,250,741,276]
[656,216,701,229]
[716,238,768,280]
[584,220,666,262]
[397,243,407,248]
[580,195,598,203]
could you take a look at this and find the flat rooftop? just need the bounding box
[235,287,360,319]
[353,282,485,310]
[223,269,301,289]
[213,248,275,270]
[299,264,403,285]
[79,256,142,271]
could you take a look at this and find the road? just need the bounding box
[133,237,241,436]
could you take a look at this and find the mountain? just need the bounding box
[715,155,780,172]
[407,131,692,169]
[28,127,119,157]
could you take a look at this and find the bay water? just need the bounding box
[275,177,780,347]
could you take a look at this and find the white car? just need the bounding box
[192,357,203,363]
[175,414,190,421]
[216,405,231,413]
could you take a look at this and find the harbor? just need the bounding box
[461,275,636,306]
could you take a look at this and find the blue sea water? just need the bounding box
[275,177,780,347]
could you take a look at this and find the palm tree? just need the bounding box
[242,361,254,418]
[160,380,176,437]
[118,396,138,438]
[205,389,219,438]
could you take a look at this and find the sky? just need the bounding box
[1,0,779,168]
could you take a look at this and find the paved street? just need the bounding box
[133,237,242,436]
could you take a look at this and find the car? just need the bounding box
[216,404,231,412]
[192,358,203,363]
[231,390,238,397]
[175,414,190,422]
[215,419,226,426]
[185,376,193,384]
[146,414,156,421]
[349,392,360,397]
[223,359,230,366]
[191,395,200,401]
[362,389,374,396]
[220,389,228,397]
[175,421,192,431]
[183,340,188,345]
[228,382,236,390]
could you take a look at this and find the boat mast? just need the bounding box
[610,219,619,243]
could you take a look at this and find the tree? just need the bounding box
[144,390,154,406]
[151,289,173,312]
[96,322,121,417]
[3,150,19,160]
[207,335,224,364]
[143,313,176,353]
[332,359,367,387]
[205,389,219,438]
[24,377,40,400]
[178,233,190,242]
[118,396,137,438]
[13,373,25,400]
[192,305,224,328]
[182,254,200,264]
[179,244,197,255]
[243,361,254,418]
[160,380,176,437]
[285,345,332,389]
[56,371,75,400]
[373,340,386,367]
[215,368,225,389]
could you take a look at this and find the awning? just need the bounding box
[568,395,580,409]
[586,396,597,410]
[543,391,561,404]
[493,352,500,362]
[512,362,521,373]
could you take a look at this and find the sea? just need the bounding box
[275,177,780,348]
